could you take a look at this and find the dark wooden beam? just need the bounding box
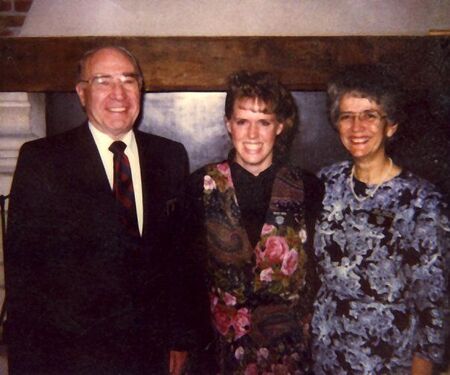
[0,36,448,92]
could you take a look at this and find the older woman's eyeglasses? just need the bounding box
[79,73,142,90]
[337,110,387,126]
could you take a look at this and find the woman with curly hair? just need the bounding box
[182,71,323,374]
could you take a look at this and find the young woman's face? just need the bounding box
[226,98,283,176]
[337,94,397,163]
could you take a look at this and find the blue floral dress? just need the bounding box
[184,161,322,374]
[312,161,449,375]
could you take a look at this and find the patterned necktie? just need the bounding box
[109,141,139,237]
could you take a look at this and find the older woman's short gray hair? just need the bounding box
[327,64,405,127]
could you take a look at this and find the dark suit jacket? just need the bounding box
[5,124,190,374]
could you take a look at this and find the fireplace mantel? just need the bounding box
[0,36,449,92]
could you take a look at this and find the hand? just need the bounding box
[169,350,188,375]
[411,355,433,375]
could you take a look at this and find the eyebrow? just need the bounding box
[339,108,380,113]
[91,72,139,77]
[236,105,272,114]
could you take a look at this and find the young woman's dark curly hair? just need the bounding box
[225,71,299,162]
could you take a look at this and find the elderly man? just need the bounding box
[5,46,190,374]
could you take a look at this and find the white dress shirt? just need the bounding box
[88,123,143,235]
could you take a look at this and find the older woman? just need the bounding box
[182,71,322,374]
[311,64,449,375]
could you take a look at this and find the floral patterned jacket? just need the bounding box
[183,161,322,374]
[312,161,450,375]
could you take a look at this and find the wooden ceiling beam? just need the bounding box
[0,36,448,92]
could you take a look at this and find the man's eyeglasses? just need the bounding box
[337,110,387,127]
[79,73,142,90]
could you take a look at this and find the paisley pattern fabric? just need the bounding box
[201,161,315,374]
[312,161,449,375]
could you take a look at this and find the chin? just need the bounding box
[242,157,265,166]
[346,147,369,158]
[349,151,366,158]
[110,122,133,130]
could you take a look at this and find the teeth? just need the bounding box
[109,107,126,113]
[244,143,262,151]
[351,138,368,144]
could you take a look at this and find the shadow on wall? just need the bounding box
[46,91,348,174]
[46,90,450,201]
[391,88,450,202]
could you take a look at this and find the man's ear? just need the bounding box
[224,115,231,133]
[75,83,86,107]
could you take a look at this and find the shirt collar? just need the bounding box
[88,122,137,154]
[230,160,278,181]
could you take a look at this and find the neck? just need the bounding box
[353,156,393,185]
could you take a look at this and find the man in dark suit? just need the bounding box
[5,46,191,374]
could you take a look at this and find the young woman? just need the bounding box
[182,71,323,374]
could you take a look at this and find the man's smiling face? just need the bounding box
[76,47,141,140]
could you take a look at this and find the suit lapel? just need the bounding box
[73,124,112,195]
[135,131,166,239]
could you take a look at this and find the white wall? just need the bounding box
[21,0,450,37]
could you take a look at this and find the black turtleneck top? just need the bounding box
[229,162,278,247]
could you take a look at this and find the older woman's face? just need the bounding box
[337,94,397,163]
[226,98,283,176]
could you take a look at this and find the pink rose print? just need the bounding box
[244,363,258,375]
[281,249,298,276]
[261,223,276,236]
[217,162,233,187]
[209,293,219,311]
[212,303,232,336]
[260,267,274,282]
[203,175,216,191]
[232,308,251,340]
[257,347,270,360]
[211,296,250,340]
[223,292,237,306]
[235,346,245,360]
[217,162,230,176]
[264,236,289,264]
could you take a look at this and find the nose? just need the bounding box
[247,123,259,139]
[350,115,365,132]
[110,80,126,99]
